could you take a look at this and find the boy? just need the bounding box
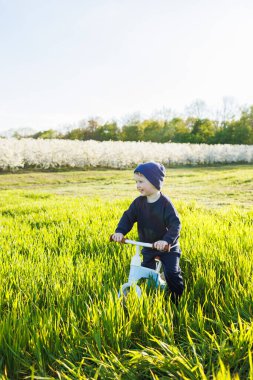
[111,161,184,303]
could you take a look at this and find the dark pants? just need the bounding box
[141,249,184,303]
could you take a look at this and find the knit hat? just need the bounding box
[134,162,165,190]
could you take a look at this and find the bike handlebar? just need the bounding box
[109,235,175,252]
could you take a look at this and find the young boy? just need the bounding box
[111,161,184,303]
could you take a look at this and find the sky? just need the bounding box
[0,0,253,132]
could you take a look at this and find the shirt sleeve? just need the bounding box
[115,200,138,236]
[162,202,181,245]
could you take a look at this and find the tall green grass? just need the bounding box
[0,190,252,379]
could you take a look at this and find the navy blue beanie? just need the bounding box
[134,162,165,190]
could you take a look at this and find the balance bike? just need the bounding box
[110,236,178,298]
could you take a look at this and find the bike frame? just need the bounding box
[111,236,179,297]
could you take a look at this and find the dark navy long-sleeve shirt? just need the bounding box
[116,194,181,253]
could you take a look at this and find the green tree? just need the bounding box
[31,129,59,139]
[64,128,87,140]
[237,106,253,144]
[96,122,120,141]
[121,122,144,141]
[173,120,191,142]
[189,118,217,143]
[141,120,163,142]
[161,118,189,142]
[64,119,101,140]
[213,106,253,144]
[219,121,253,144]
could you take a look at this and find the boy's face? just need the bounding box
[134,173,158,196]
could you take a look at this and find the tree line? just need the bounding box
[15,105,253,144]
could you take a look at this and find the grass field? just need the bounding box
[0,165,252,379]
[0,165,252,208]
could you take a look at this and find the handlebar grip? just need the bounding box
[152,243,170,252]
[109,234,126,243]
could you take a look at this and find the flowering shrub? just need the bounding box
[0,138,252,170]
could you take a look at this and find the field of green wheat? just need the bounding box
[0,165,252,379]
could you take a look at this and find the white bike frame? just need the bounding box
[117,238,179,297]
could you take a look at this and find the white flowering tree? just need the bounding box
[0,139,252,170]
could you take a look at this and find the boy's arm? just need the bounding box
[115,201,138,236]
[162,202,181,245]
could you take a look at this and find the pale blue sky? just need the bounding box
[0,0,253,131]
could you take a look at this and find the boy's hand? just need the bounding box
[154,240,171,251]
[111,233,124,242]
